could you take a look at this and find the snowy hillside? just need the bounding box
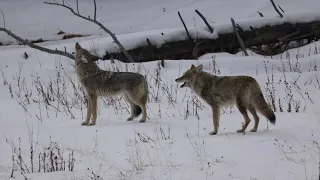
[1,0,320,44]
[0,0,320,180]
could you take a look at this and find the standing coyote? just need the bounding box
[175,64,276,135]
[74,43,148,125]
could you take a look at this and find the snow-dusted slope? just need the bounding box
[1,0,320,44]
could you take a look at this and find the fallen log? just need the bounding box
[102,20,320,62]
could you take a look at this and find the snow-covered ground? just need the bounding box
[1,0,320,180]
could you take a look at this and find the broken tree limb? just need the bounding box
[146,38,152,46]
[258,11,264,17]
[0,27,75,60]
[278,30,300,42]
[231,18,248,56]
[236,24,244,33]
[195,9,214,33]
[0,8,74,59]
[44,0,134,62]
[178,11,193,41]
[278,6,284,13]
[76,0,80,14]
[0,9,5,28]
[93,0,97,20]
[270,0,283,18]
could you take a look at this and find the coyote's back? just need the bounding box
[175,64,275,135]
[74,43,148,126]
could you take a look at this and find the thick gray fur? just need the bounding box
[175,64,275,135]
[75,43,148,126]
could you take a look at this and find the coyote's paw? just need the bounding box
[81,121,89,126]
[87,123,96,126]
[250,129,257,132]
[209,131,217,135]
[127,117,134,121]
[237,129,246,135]
[139,119,146,123]
[236,129,244,133]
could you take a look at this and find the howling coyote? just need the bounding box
[175,64,276,135]
[74,43,148,126]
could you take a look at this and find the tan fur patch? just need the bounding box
[80,55,88,63]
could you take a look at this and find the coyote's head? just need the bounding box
[175,64,203,88]
[75,43,100,64]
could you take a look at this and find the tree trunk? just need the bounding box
[102,21,320,62]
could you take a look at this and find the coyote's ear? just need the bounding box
[91,55,100,62]
[80,55,88,63]
[196,64,203,73]
[190,64,196,70]
[75,43,81,51]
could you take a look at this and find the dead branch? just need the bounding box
[93,0,97,20]
[270,0,283,18]
[76,0,79,14]
[194,9,213,33]
[178,11,193,41]
[231,18,248,56]
[258,11,264,17]
[146,38,152,46]
[101,20,320,62]
[278,6,284,13]
[278,30,300,42]
[280,32,314,43]
[0,9,5,28]
[0,27,75,60]
[44,0,134,62]
[236,24,244,33]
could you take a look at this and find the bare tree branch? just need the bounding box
[0,27,75,60]
[278,6,284,13]
[64,0,72,7]
[0,9,5,28]
[231,18,248,56]
[278,30,300,42]
[44,0,134,62]
[76,0,79,14]
[0,8,73,59]
[93,0,97,20]
[195,9,213,33]
[270,0,283,18]
[178,11,193,41]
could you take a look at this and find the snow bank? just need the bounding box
[71,10,320,57]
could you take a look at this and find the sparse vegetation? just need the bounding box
[1,44,320,178]
[6,136,75,179]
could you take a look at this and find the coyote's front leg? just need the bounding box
[88,94,97,126]
[81,94,97,126]
[209,105,220,135]
[81,97,91,125]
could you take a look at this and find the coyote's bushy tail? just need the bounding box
[253,93,276,124]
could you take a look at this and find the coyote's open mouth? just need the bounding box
[180,82,186,88]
